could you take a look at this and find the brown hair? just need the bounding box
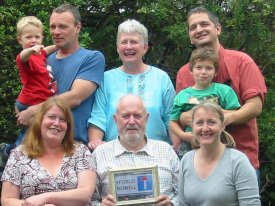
[52,4,81,25]
[22,97,75,158]
[191,102,235,149]
[189,47,218,72]
[187,6,220,28]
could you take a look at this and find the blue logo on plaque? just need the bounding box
[137,175,153,191]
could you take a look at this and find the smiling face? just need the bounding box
[192,107,224,147]
[192,59,216,89]
[114,95,149,148]
[188,13,221,48]
[117,32,148,65]
[41,105,67,145]
[17,25,43,49]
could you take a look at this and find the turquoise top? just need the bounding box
[88,66,175,143]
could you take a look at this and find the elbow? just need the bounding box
[250,103,262,118]
[74,192,92,206]
[255,106,262,117]
[81,198,91,205]
[81,191,93,205]
[79,183,95,205]
[70,98,83,108]
[1,198,9,206]
[246,96,263,118]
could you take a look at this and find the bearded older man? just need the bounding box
[90,94,179,206]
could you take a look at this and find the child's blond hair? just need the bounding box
[17,16,43,36]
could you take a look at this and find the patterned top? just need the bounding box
[1,144,93,199]
[90,138,179,205]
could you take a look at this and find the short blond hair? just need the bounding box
[17,16,43,36]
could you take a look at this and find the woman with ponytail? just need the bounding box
[178,102,260,206]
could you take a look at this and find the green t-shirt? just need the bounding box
[170,82,240,122]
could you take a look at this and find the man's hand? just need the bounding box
[16,104,39,127]
[16,109,33,127]
[101,194,116,206]
[156,195,173,206]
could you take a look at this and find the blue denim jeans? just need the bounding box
[5,101,29,154]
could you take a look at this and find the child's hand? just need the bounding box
[20,45,45,62]
[30,45,45,54]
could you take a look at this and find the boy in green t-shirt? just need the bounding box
[170,47,240,158]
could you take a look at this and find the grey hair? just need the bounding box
[117,19,148,45]
[115,94,147,114]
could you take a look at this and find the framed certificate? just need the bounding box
[108,165,160,205]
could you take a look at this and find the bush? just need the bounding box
[0,0,274,203]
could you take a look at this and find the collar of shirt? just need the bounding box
[113,135,157,157]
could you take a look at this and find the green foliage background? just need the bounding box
[0,0,274,204]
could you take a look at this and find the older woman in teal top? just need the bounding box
[87,19,175,150]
